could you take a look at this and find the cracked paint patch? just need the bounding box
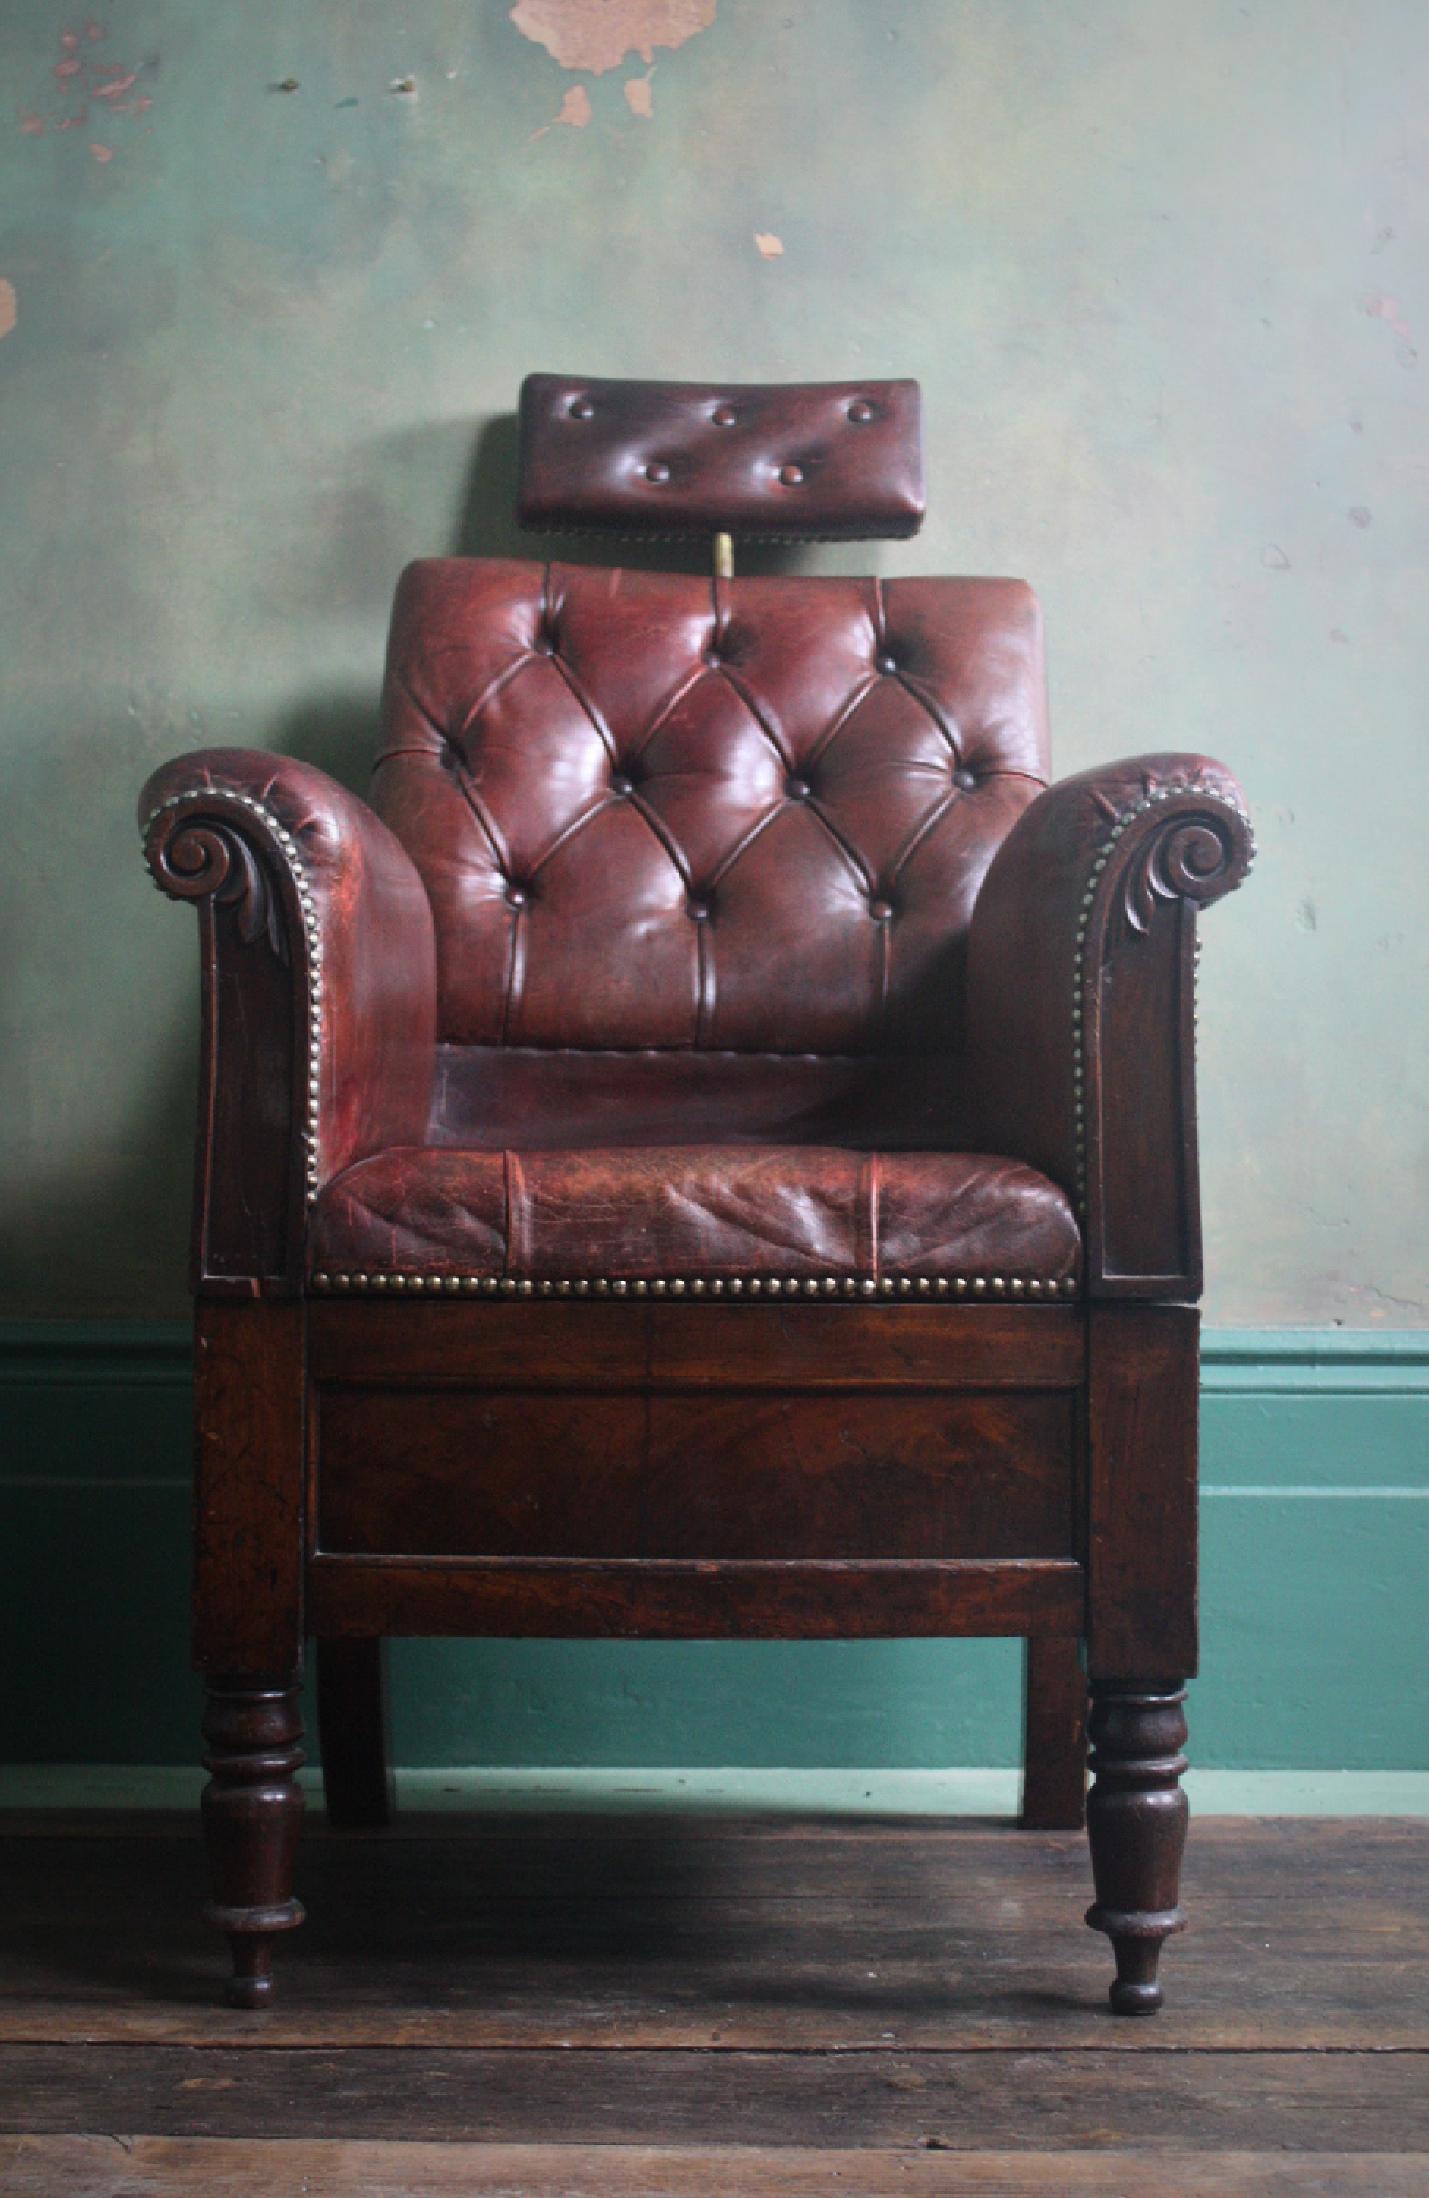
[512,0,715,76]
[754,231,784,259]
[0,280,16,340]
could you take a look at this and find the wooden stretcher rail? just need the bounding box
[307,1555,1085,1641]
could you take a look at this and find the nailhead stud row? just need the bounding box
[1070,782,1255,1213]
[143,789,325,1205]
[311,1272,1080,1299]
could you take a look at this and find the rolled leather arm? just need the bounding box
[965,753,1253,1298]
[139,747,436,1293]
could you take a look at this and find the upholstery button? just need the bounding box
[687,898,711,921]
[505,884,528,910]
[704,646,722,667]
[533,634,555,656]
[848,399,876,423]
[644,460,671,484]
[877,654,898,674]
[569,397,595,420]
[785,777,810,801]
[779,463,805,486]
[953,766,978,790]
[610,775,633,797]
[711,405,737,427]
[869,898,894,921]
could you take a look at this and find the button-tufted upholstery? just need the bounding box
[374,558,1049,1060]
[518,375,924,540]
[299,550,1072,1288]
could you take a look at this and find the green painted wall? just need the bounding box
[3,1327,1427,1769]
[1,0,1426,1326]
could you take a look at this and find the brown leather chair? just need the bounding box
[139,374,1253,2014]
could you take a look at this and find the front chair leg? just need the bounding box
[1084,1679,1188,2016]
[201,1675,306,2006]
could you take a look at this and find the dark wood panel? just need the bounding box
[309,1301,1084,1393]
[306,1555,1082,1639]
[7,2137,1424,2197]
[316,1389,1076,1561]
[7,2042,1425,2151]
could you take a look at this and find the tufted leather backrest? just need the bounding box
[518,375,924,541]
[374,558,1048,1076]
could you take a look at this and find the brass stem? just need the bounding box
[713,531,734,580]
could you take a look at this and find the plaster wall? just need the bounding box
[1,0,1425,1324]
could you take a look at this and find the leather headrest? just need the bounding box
[517,374,924,542]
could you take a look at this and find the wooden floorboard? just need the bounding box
[5,2137,1427,2196]
[1,1813,1426,2179]
[2,1814,1426,2050]
[5,2042,1428,2151]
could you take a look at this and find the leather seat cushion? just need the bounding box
[309,1144,1080,1293]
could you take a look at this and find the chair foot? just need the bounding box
[201,1676,306,2007]
[1084,1679,1188,2017]
[222,1933,280,2008]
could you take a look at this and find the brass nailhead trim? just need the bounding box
[143,789,325,1205]
[309,1272,1080,1299]
[1071,782,1255,1216]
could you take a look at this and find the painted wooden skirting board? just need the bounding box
[1,1325,1426,1772]
[4,1763,1429,1815]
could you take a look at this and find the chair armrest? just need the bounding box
[139,747,436,1295]
[965,753,1254,1298]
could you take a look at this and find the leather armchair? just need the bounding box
[140,375,1252,2013]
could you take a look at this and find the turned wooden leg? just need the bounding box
[1084,1679,1188,2016]
[201,1676,306,2007]
[316,1637,395,1829]
[1020,1635,1088,1830]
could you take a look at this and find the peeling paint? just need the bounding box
[511,0,714,76]
[532,82,592,137]
[0,279,15,341]
[624,68,654,118]
[1348,506,1373,528]
[88,139,112,161]
[1363,291,1417,368]
[20,20,153,145]
[754,231,784,258]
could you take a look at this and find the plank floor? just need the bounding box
[1,1812,1426,2193]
